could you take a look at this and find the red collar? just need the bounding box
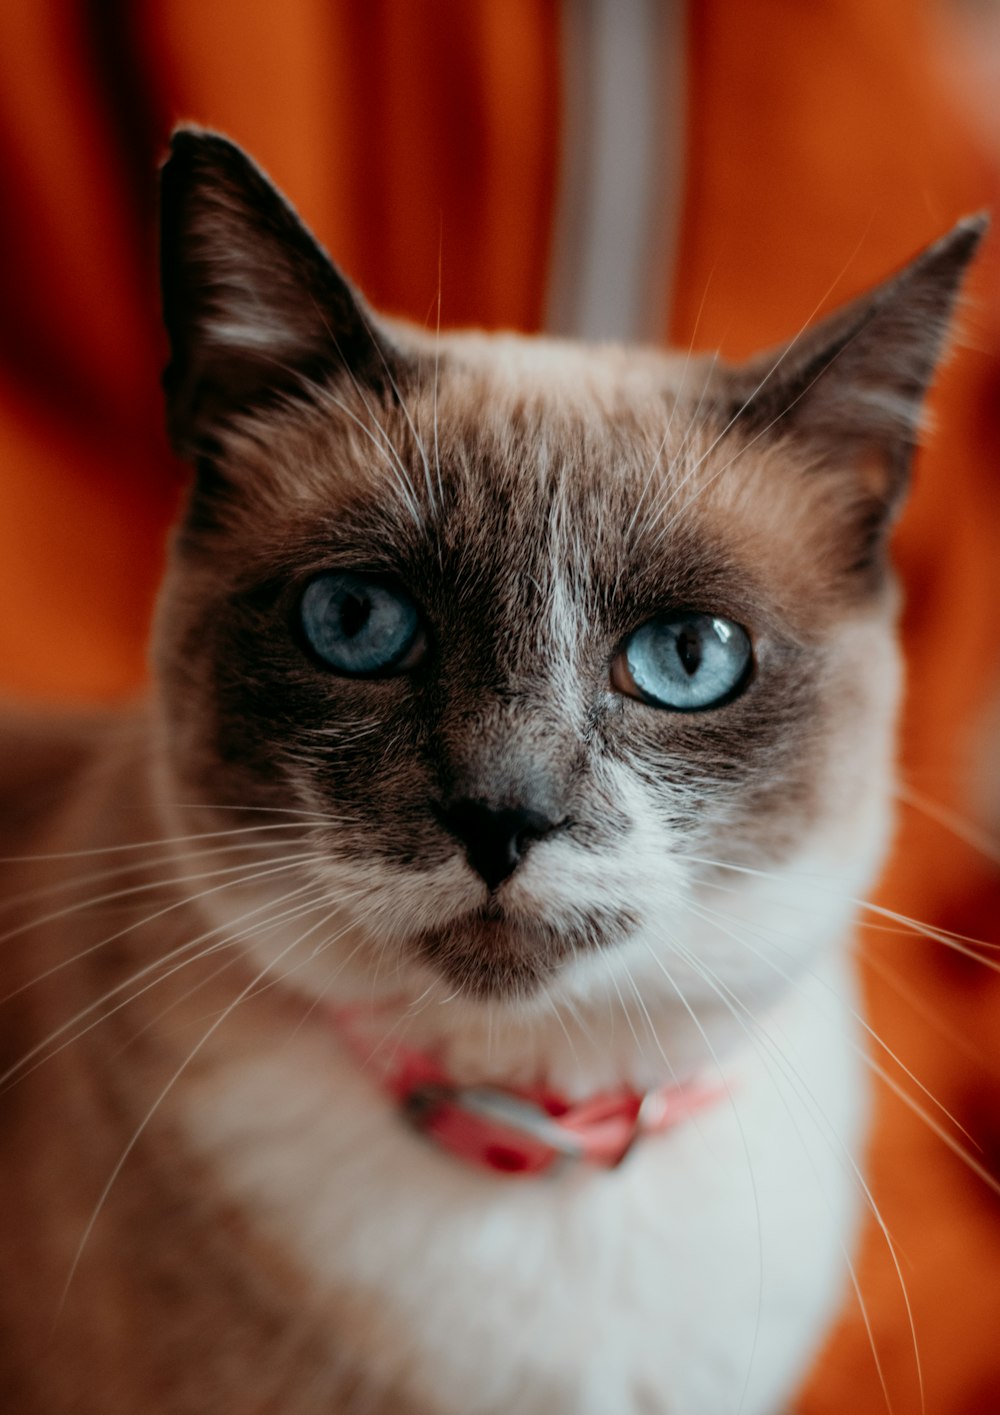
[332,1006,722,1177]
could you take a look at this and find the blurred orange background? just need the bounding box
[1,2,1000,1408]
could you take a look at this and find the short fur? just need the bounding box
[0,131,985,1413]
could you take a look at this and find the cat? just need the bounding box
[0,128,985,1414]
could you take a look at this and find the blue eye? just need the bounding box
[613,613,752,711]
[299,572,423,676]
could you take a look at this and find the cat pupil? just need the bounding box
[340,592,371,640]
[676,629,702,677]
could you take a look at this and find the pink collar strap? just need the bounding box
[332,1006,722,1177]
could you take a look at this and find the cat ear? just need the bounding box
[724,216,987,505]
[160,128,394,457]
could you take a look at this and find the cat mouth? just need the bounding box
[414,902,638,999]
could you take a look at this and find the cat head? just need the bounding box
[153,129,984,1031]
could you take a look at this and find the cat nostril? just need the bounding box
[433,799,563,891]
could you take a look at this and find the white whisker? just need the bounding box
[55,925,313,1324]
[0,879,339,1091]
[0,852,327,1004]
[653,938,906,1414]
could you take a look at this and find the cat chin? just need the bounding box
[412,901,641,1001]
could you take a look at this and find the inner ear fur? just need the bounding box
[159,127,400,458]
[721,215,987,513]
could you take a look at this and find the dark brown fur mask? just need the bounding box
[153,129,983,1024]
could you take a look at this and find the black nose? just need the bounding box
[434,799,563,890]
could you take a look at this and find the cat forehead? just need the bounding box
[218,353,754,591]
[233,328,722,497]
[211,338,858,638]
[413,326,699,405]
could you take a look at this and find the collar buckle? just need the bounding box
[401,1079,662,1174]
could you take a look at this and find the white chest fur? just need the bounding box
[180,951,866,1415]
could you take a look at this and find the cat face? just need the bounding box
[153,131,982,1019]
